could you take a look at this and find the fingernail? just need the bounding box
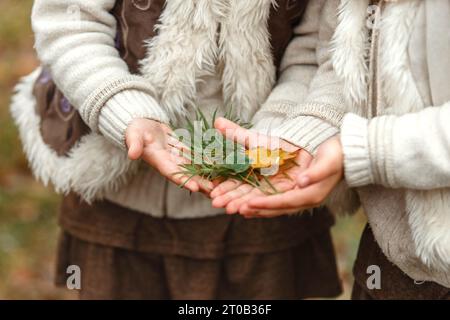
[212,199,224,208]
[298,176,310,188]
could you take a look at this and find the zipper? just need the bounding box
[367,0,384,118]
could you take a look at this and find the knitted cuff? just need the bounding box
[368,114,397,187]
[80,75,159,131]
[98,90,168,149]
[270,116,339,155]
[341,113,397,188]
[341,113,374,187]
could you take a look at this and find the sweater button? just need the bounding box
[60,97,72,114]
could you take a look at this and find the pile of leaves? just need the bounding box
[172,109,299,194]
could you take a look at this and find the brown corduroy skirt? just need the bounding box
[54,194,342,300]
[352,225,450,300]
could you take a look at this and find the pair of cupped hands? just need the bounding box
[126,118,344,218]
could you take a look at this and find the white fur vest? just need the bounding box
[331,0,450,284]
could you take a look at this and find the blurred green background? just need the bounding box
[0,0,366,299]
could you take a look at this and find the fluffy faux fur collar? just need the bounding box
[140,0,277,123]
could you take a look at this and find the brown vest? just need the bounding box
[112,0,308,73]
[33,0,309,156]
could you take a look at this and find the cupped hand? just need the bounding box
[209,117,313,215]
[126,118,213,193]
[241,136,344,218]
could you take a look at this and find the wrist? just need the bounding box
[98,90,168,149]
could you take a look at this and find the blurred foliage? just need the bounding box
[0,0,366,300]
[0,0,75,299]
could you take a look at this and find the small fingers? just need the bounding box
[248,174,340,210]
[171,172,200,193]
[239,204,261,217]
[152,153,200,193]
[297,139,342,188]
[191,175,215,194]
[210,179,243,198]
[167,135,191,157]
[225,187,263,214]
[247,189,310,210]
[212,184,253,209]
[214,117,258,148]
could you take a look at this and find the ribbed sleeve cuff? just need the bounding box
[98,90,169,149]
[80,75,160,131]
[341,113,397,188]
[270,116,339,155]
[341,113,374,187]
[368,114,397,187]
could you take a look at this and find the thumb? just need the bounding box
[296,151,338,188]
[126,130,145,160]
[214,117,256,148]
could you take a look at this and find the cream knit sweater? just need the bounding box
[256,0,450,287]
[31,0,331,218]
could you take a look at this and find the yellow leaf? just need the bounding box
[246,147,298,169]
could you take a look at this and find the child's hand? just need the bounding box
[126,118,213,193]
[211,148,313,216]
[210,117,344,218]
[210,118,313,215]
[241,136,344,218]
